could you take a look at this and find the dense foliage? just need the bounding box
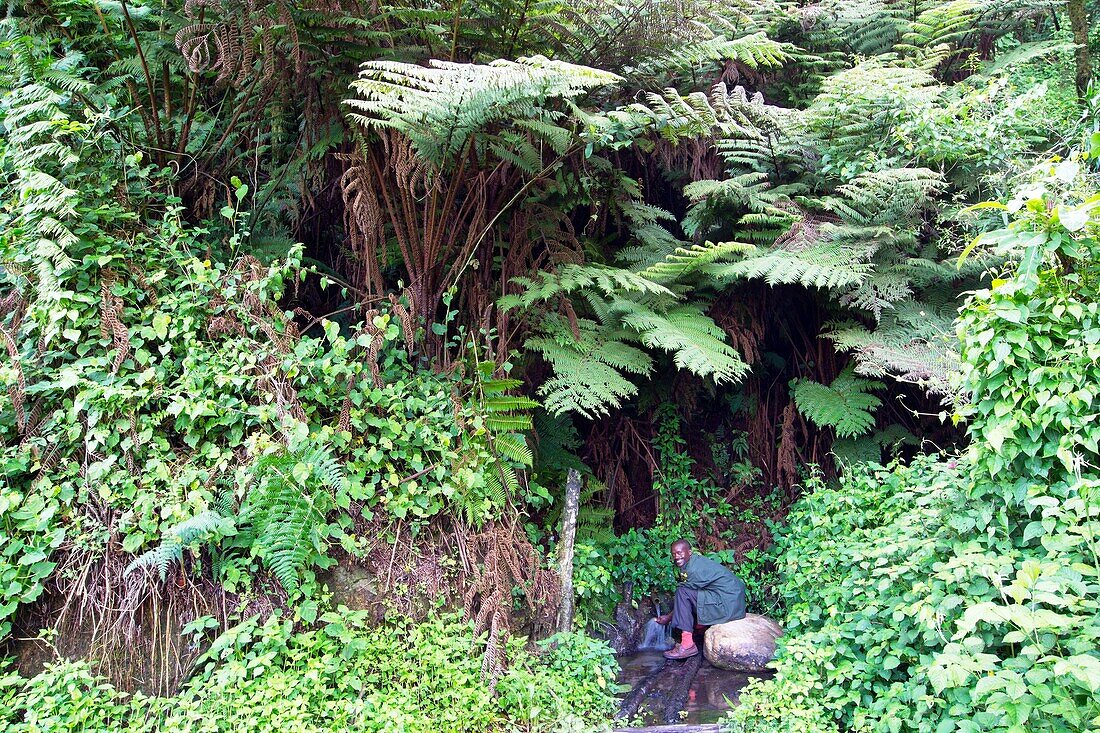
[0,613,618,732]
[1,0,1098,731]
[728,163,1100,733]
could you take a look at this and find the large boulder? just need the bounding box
[703,613,783,672]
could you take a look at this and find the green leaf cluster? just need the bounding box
[728,164,1100,733]
[0,611,620,733]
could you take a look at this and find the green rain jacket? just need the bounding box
[682,554,746,626]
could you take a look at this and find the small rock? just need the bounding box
[703,613,783,672]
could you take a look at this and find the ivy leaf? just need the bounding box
[1053,654,1100,692]
[1057,205,1089,232]
[153,313,171,340]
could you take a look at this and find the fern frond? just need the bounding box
[124,510,233,581]
[126,540,183,582]
[790,367,884,439]
[635,31,795,78]
[710,240,874,290]
[345,56,620,167]
[484,395,540,412]
[612,300,748,383]
[528,317,652,418]
[636,240,757,283]
[492,433,534,467]
[480,378,524,395]
[532,410,586,475]
[237,439,339,594]
[503,263,675,309]
[484,413,534,432]
[825,298,961,399]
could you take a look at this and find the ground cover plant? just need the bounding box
[0,612,619,732]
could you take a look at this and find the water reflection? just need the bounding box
[616,651,773,725]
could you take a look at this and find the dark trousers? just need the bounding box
[671,585,698,643]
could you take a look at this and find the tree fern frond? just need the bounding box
[790,367,884,439]
[345,56,621,167]
[612,300,748,383]
[503,263,676,309]
[492,433,534,467]
[636,240,757,283]
[709,240,874,290]
[635,31,795,78]
[532,410,586,475]
[528,317,652,417]
[825,299,961,399]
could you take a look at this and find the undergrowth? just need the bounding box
[727,161,1100,733]
[0,612,619,733]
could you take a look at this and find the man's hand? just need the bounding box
[654,612,672,625]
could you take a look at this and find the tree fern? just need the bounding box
[682,172,798,243]
[710,168,944,312]
[790,367,885,439]
[345,56,620,168]
[629,83,787,150]
[501,263,674,308]
[542,0,767,74]
[802,59,939,168]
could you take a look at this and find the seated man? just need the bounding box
[655,539,746,660]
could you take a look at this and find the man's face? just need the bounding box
[671,543,691,568]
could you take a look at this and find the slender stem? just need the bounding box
[119,0,165,157]
[449,0,463,61]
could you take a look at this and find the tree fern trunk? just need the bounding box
[1068,0,1091,100]
[556,468,582,633]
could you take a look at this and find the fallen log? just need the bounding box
[661,653,703,723]
[612,724,723,733]
[615,659,665,721]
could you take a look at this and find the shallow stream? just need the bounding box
[615,651,772,726]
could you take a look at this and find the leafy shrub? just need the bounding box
[0,660,155,733]
[728,162,1100,733]
[497,630,622,727]
[0,481,63,641]
[0,613,619,733]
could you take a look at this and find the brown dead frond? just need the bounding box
[99,270,131,375]
[177,0,302,87]
[459,520,560,685]
[776,401,799,491]
[711,294,764,365]
[0,322,26,433]
[388,293,416,356]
